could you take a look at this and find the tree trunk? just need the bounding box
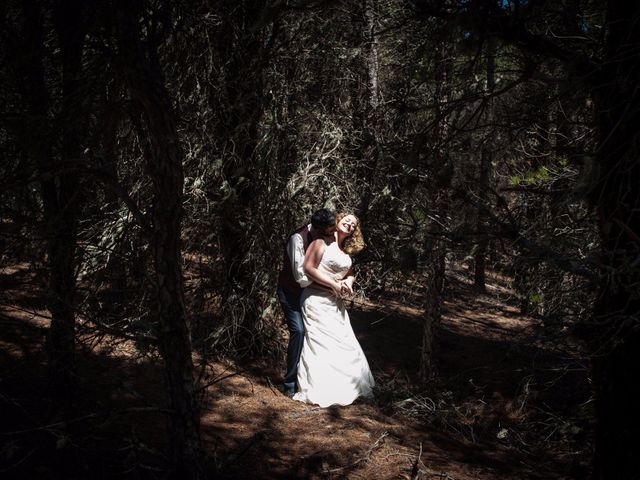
[48,0,87,397]
[419,238,446,381]
[590,2,640,478]
[472,145,490,291]
[216,1,267,294]
[115,3,204,477]
[20,0,83,399]
[473,37,496,292]
[418,34,452,380]
[356,0,380,219]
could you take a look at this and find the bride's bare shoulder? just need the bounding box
[310,237,334,248]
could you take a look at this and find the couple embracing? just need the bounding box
[276,209,375,408]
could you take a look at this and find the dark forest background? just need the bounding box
[1,0,638,479]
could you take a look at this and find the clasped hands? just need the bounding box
[332,279,354,299]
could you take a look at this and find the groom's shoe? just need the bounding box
[277,384,295,399]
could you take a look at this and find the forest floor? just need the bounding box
[0,263,592,479]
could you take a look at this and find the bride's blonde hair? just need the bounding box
[336,211,365,255]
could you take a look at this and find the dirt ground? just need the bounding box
[0,263,592,479]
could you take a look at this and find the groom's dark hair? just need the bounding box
[311,208,335,229]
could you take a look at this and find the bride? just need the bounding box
[293,212,375,407]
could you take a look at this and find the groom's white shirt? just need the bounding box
[286,224,312,288]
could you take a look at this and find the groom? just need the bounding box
[276,208,336,397]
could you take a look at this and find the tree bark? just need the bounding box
[19,0,84,399]
[115,2,204,477]
[356,0,380,219]
[472,146,490,291]
[419,238,446,381]
[48,0,87,398]
[418,33,452,381]
[473,37,496,292]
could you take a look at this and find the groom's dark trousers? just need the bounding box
[276,224,313,394]
[277,286,305,394]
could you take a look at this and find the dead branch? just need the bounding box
[324,431,388,474]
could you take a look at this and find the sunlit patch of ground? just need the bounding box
[0,263,590,479]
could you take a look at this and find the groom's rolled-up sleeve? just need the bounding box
[287,233,312,287]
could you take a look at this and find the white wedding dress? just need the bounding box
[293,241,375,407]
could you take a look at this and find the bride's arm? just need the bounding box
[340,268,355,296]
[307,282,335,295]
[304,239,343,297]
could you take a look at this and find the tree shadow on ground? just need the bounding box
[0,264,590,479]
[0,311,171,479]
[345,276,591,479]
